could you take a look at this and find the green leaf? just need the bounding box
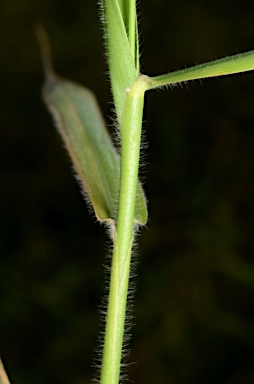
[36,25,147,225]
[117,0,138,66]
[147,50,254,89]
[100,0,139,123]
[43,74,147,225]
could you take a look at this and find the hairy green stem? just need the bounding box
[99,31,254,384]
[100,76,149,384]
[100,231,132,384]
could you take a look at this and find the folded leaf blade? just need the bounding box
[101,0,139,123]
[43,75,147,225]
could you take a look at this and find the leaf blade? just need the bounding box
[100,0,139,122]
[43,75,147,225]
[147,50,254,89]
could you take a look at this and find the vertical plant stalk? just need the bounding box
[98,47,254,383]
[100,76,149,384]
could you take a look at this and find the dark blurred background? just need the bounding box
[1,0,254,383]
